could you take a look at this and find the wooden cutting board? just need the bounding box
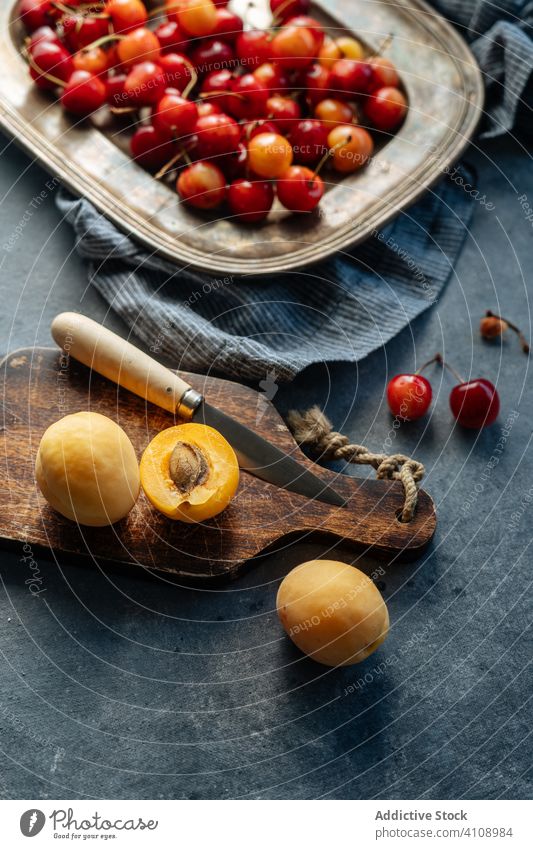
[0,347,436,581]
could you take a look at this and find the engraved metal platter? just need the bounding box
[0,0,483,275]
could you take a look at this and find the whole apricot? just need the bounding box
[35,412,140,526]
[277,559,389,666]
[140,423,239,523]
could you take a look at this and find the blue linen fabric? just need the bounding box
[56,1,532,381]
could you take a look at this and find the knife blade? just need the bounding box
[51,313,346,508]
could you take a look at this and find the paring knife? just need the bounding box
[51,313,346,508]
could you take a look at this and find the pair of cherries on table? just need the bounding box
[387,354,500,429]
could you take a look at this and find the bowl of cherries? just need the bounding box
[18,0,408,221]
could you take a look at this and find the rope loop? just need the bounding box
[287,406,425,522]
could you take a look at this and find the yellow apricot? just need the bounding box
[140,423,239,523]
[277,560,389,666]
[35,412,140,526]
[336,36,365,60]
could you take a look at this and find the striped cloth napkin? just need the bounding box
[56,1,532,382]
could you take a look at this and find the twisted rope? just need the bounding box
[287,406,425,522]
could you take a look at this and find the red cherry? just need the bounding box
[28,25,61,51]
[235,30,271,69]
[61,70,107,116]
[154,20,188,54]
[29,41,74,89]
[253,62,289,95]
[227,73,269,120]
[194,112,241,158]
[246,119,278,139]
[200,68,233,110]
[158,53,193,91]
[62,13,110,52]
[286,15,324,52]
[368,56,400,92]
[105,73,128,105]
[289,118,329,164]
[153,91,198,137]
[386,374,432,420]
[197,100,222,117]
[228,178,274,222]
[266,95,301,133]
[177,161,227,210]
[450,380,500,429]
[124,61,166,105]
[364,86,408,131]
[191,38,234,76]
[130,124,175,170]
[221,142,248,180]
[270,0,309,22]
[330,57,373,98]
[18,0,51,32]
[276,164,324,213]
[303,63,333,107]
[212,7,243,42]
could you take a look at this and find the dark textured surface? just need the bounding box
[0,132,531,800]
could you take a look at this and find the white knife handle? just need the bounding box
[51,312,202,418]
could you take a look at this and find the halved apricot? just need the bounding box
[140,423,239,523]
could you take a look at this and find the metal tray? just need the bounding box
[0,0,483,275]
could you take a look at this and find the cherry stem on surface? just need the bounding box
[416,353,466,383]
[486,310,530,354]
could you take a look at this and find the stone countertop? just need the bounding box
[0,132,531,800]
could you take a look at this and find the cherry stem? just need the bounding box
[369,33,393,58]
[81,32,124,51]
[486,310,530,354]
[109,105,137,114]
[271,0,295,27]
[155,147,186,180]
[147,3,169,18]
[51,1,79,14]
[200,90,245,101]
[181,57,198,100]
[23,45,67,88]
[418,353,465,384]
